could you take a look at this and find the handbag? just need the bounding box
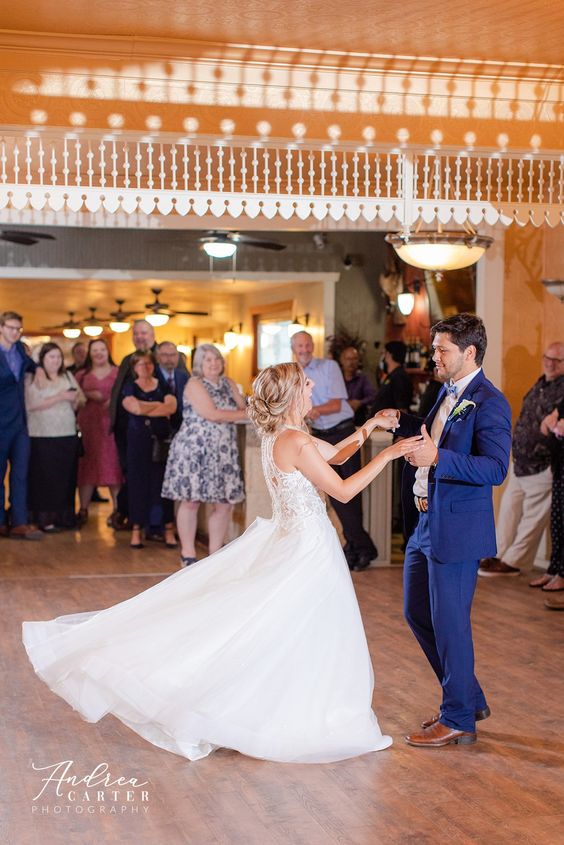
[146,418,173,464]
[151,434,171,464]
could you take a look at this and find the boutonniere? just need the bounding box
[447,399,476,423]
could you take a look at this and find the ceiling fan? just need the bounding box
[142,288,209,328]
[44,311,83,338]
[199,231,286,257]
[0,229,56,246]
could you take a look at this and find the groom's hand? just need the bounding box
[404,424,438,467]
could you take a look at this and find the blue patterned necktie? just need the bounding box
[445,383,458,398]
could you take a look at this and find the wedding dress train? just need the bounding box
[22,430,392,763]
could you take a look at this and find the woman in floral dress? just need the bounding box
[162,344,247,566]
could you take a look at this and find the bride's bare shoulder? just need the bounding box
[272,429,314,469]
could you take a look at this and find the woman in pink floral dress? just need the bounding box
[76,339,123,525]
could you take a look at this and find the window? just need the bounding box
[257,319,293,369]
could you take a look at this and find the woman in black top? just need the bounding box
[122,351,177,549]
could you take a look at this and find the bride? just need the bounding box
[23,362,422,764]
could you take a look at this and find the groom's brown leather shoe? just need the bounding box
[421,705,491,729]
[405,723,477,747]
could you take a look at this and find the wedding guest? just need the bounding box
[339,346,376,426]
[75,339,123,526]
[121,350,177,549]
[156,341,190,432]
[162,344,246,567]
[370,341,413,415]
[0,311,42,539]
[479,342,564,577]
[109,319,157,529]
[530,399,564,595]
[291,330,377,571]
[25,342,85,532]
[67,341,87,374]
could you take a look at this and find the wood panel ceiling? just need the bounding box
[2,0,564,66]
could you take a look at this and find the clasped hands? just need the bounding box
[371,409,439,468]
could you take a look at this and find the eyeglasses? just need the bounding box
[2,323,23,333]
[543,354,564,364]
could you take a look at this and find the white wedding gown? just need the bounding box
[22,429,392,763]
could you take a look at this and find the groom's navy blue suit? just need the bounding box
[396,370,512,733]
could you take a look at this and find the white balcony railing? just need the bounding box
[0,129,562,227]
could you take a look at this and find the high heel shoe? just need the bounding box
[76,508,88,528]
[130,543,145,549]
[180,555,197,567]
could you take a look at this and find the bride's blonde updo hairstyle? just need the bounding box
[248,363,307,435]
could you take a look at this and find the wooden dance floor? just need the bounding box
[2,505,563,845]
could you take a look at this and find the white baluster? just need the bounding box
[63,138,69,187]
[319,149,326,195]
[274,149,282,194]
[147,142,154,189]
[49,143,57,186]
[99,140,107,188]
[352,151,359,196]
[341,151,348,197]
[475,158,483,201]
[229,146,236,193]
[110,141,118,189]
[206,145,213,193]
[285,148,293,195]
[217,145,224,193]
[182,143,189,191]
[159,143,166,190]
[263,148,270,194]
[38,138,45,186]
[363,151,370,197]
[75,139,82,186]
[252,145,259,194]
[25,136,32,185]
[375,154,382,197]
[194,146,201,191]
[135,143,142,189]
[330,150,337,196]
[0,138,7,184]
[170,143,178,191]
[123,143,130,189]
[13,142,20,185]
[240,148,247,193]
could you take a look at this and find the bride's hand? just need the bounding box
[385,435,424,460]
[371,409,400,431]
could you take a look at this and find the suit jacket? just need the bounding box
[397,370,512,563]
[0,341,36,431]
[159,367,190,431]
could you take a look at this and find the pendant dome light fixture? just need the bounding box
[385,222,493,272]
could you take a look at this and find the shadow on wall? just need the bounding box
[0,38,561,148]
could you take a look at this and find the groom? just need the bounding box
[383,314,512,747]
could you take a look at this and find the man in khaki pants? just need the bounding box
[479,342,564,577]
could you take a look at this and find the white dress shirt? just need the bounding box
[413,367,482,498]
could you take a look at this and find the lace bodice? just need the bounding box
[261,429,327,532]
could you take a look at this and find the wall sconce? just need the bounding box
[396,279,422,316]
[288,313,310,337]
[224,322,243,350]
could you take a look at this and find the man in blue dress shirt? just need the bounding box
[0,311,42,540]
[156,341,190,433]
[291,331,378,569]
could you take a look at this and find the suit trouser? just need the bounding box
[0,426,31,527]
[312,423,377,558]
[496,463,552,568]
[404,513,487,733]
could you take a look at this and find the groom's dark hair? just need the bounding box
[431,313,487,365]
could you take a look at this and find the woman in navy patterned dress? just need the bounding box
[162,344,247,566]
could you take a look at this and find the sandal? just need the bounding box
[529,574,552,588]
